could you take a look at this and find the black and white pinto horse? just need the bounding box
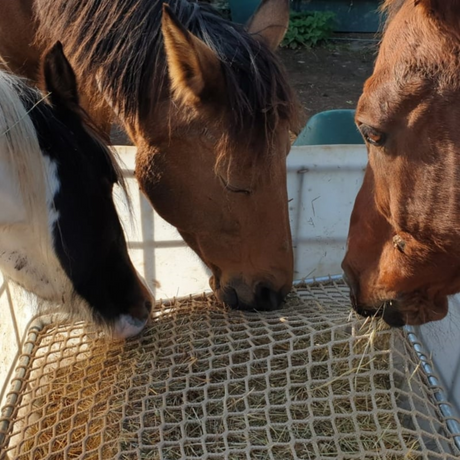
[0,42,152,339]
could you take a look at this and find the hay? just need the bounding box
[2,283,458,459]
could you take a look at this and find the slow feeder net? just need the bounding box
[1,280,459,459]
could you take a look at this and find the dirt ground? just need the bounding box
[111,37,378,144]
[279,37,377,128]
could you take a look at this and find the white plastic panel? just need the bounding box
[287,145,367,280]
[113,146,211,301]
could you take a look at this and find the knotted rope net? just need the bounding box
[1,280,459,459]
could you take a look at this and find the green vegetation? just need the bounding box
[282,11,336,49]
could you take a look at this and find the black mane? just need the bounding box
[36,0,300,150]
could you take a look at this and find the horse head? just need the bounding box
[134,0,300,311]
[0,42,152,338]
[342,0,460,326]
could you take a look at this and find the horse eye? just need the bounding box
[219,176,251,195]
[359,124,386,147]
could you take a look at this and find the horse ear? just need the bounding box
[42,41,80,108]
[246,0,290,51]
[161,4,224,107]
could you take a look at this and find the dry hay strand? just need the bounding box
[10,340,123,459]
[4,286,439,459]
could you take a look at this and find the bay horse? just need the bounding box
[0,42,152,339]
[0,0,301,312]
[342,0,460,327]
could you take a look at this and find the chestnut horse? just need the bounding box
[0,0,301,312]
[0,42,152,339]
[342,0,460,327]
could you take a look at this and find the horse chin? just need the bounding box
[395,294,449,326]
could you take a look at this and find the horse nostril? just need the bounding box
[221,286,239,308]
[254,283,283,311]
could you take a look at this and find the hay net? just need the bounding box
[1,280,459,459]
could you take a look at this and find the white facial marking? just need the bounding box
[112,314,148,340]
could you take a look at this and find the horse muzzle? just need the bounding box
[210,275,288,311]
[343,266,449,327]
[352,295,448,328]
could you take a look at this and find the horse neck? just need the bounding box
[0,131,66,300]
[0,138,62,272]
[0,132,65,301]
[0,222,66,300]
[0,74,57,257]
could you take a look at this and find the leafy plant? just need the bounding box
[282,11,336,49]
